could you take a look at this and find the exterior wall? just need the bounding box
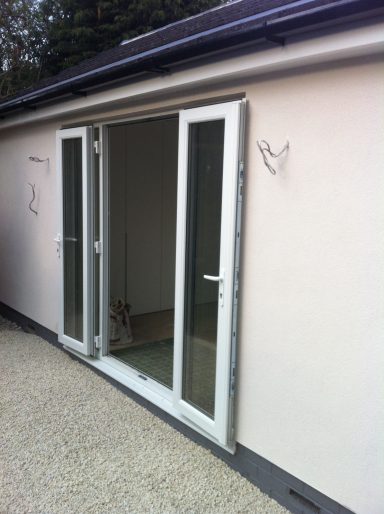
[0,121,60,332]
[237,58,384,514]
[0,56,383,513]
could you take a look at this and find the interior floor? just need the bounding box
[109,304,217,413]
[109,310,174,387]
[107,116,219,415]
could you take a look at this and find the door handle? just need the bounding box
[203,270,224,282]
[53,234,61,258]
[203,270,225,307]
[65,237,78,242]
[203,274,223,282]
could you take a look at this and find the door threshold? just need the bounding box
[64,345,236,454]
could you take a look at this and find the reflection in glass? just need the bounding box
[183,120,225,418]
[63,138,83,341]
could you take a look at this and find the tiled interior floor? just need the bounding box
[183,337,216,415]
[109,310,174,387]
[112,338,174,388]
[109,307,217,414]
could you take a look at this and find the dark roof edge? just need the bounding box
[0,0,382,118]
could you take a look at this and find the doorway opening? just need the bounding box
[108,116,178,388]
[57,100,243,447]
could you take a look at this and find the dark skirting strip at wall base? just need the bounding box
[0,302,354,514]
[0,302,59,347]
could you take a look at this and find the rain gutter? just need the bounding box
[0,0,382,117]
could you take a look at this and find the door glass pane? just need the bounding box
[93,128,100,339]
[183,119,225,418]
[62,138,83,341]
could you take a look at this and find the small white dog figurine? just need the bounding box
[110,298,133,344]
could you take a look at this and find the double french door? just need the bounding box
[57,100,244,447]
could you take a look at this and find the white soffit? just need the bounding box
[1,20,383,130]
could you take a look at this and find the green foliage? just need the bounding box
[0,0,223,99]
[0,0,44,98]
[41,0,223,76]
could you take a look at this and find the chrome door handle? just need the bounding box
[65,237,78,242]
[203,274,223,282]
[53,234,61,258]
[203,270,225,307]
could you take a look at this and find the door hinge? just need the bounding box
[94,241,102,254]
[230,364,236,395]
[238,161,244,199]
[234,280,239,306]
[94,335,102,349]
[94,140,101,154]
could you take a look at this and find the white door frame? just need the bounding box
[173,101,243,444]
[56,126,93,355]
[94,101,244,447]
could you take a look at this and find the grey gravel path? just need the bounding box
[0,316,288,514]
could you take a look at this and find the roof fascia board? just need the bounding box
[21,0,317,102]
[1,0,382,116]
[1,19,383,131]
[0,0,318,111]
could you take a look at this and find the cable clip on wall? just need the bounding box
[257,139,289,175]
[29,156,49,163]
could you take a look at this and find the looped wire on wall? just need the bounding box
[257,139,289,175]
[28,183,38,216]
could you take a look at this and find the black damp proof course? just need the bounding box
[0,300,355,514]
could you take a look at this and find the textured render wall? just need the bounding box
[236,59,384,514]
[0,56,383,514]
[0,121,60,332]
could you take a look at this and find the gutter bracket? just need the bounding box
[22,102,37,111]
[147,61,170,75]
[71,90,87,97]
[263,22,285,46]
[266,34,285,46]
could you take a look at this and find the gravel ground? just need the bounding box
[0,316,288,514]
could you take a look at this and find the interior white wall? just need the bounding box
[109,125,126,303]
[0,121,60,333]
[0,56,382,514]
[109,118,178,315]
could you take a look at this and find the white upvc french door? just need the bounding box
[174,101,244,445]
[56,127,94,355]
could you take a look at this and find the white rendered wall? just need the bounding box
[236,58,384,514]
[0,121,60,332]
[0,56,383,514]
